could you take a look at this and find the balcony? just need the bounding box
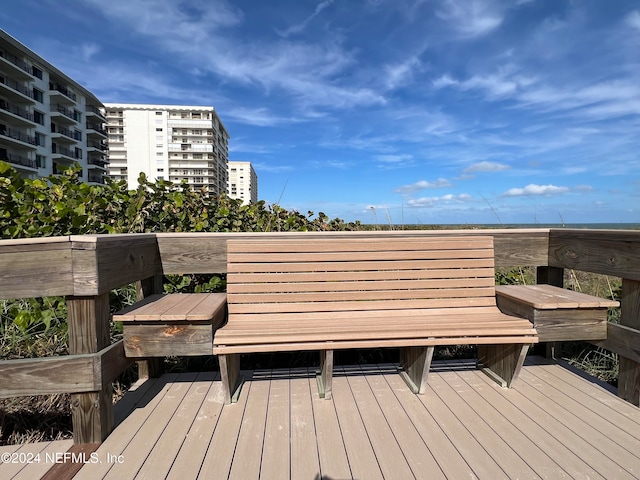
[50,123,79,143]
[86,122,107,138]
[0,47,33,79]
[88,156,108,169]
[0,99,36,126]
[51,143,81,162]
[50,103,78,124]
[48,82,77,103]
[86,104,106,121]
[0,74,35,103]
[0,124,37,148]
[87,139,107,151]
[0,149,36,169]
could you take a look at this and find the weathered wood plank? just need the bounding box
[155,229,550,274]
[594,323,640,363]
[0,340,130,398]
[618,278,640,405]
[123,324,214,357]
[71,234,160,296]
[67,293,113,444]
[0,241,73,299]
[549,229,640,280]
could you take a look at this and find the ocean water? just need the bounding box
[450,223,640,230]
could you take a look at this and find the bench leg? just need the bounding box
[317,350,333,400]
[219,354,243,404]
[399,346,434,394]
[477,344,530,388]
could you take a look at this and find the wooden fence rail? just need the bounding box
[0,228,639,444]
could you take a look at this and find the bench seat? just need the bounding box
[496,284,619,342]
[215,236,538,404]
[115,293,227,357]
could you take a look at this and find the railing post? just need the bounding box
[618,279,640,406]
[536,266,564,358]
[135,274,165,379]
[67,293,113,444]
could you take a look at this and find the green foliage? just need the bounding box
[0,161,360,238]
[0,162,361,357]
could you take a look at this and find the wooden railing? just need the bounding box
[0,228,638,444]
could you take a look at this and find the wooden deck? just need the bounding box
[2,357,640,479]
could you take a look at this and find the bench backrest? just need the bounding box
[226,236,498,320]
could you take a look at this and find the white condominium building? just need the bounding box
[105,103,229,195]
[228,161,258,205]
[0,30,108,183]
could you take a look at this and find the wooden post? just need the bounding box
[67,293,113,444]
[317,350,334,399]
[537,266,564,358]
[618,279,640,406]
[399,346,434,394]
[135,274,164,379]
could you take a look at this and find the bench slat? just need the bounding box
[227,258,494,273]
[228,248,494,263]
[227,305,504,321]
[495,284,619,309]
[227,287,497,304]
[227,268,494,284]
[227,277,495,294]
[228,297,498,314]
[227,237,494,253]
[213,336,536,355]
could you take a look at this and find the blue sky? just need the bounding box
[3,1,640,225]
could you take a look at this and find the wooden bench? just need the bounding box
[115,293,227,357]
[214,236,538,404]
[496,284,619,342]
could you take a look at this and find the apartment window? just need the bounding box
[192,113,201,119]
[157,168,164,172]
[183,154,188,159]
[158,176,164,180]
[34,110,44,125]
[156,152,163,156]
[156,128,163,132]
[192,129,202,135]
[193,153,203,159]
[36,154,45,168]
[156,144,163,148]
[35,132,45,146]
[33,88,43,103]
[182,129,187,134]
[32,66,43,79]
[120,168,127,174]
[155,111,162,115]
[181,144,189,150]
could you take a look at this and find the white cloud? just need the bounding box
[226,107,302,127]
[626,10,640,32]
[384,56,422,90]
[394,178,452,194]
[463,161,511,174]
[407,193,472,208]
[375,154,413,164]
[502,184,569,197]
[436,0,504,38]
[276,0,334,38]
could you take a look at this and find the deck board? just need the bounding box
[3,357,640,480]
